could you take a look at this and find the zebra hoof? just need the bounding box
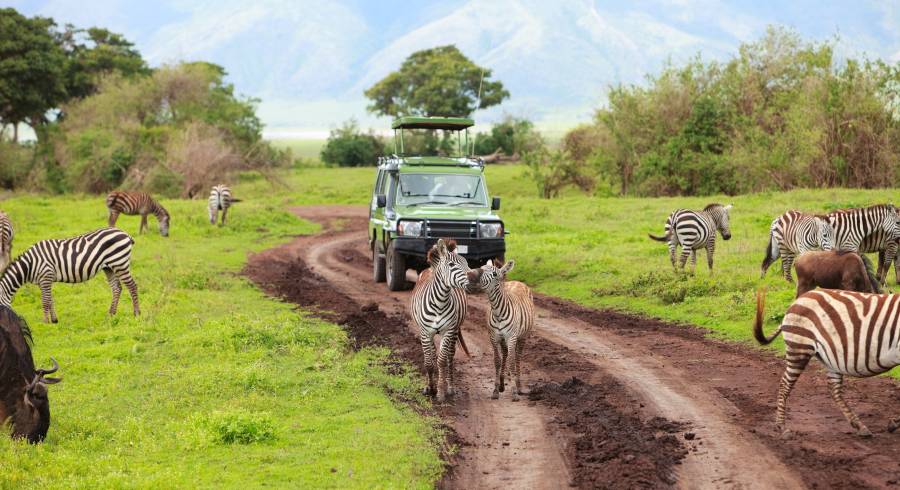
[436,393,446,404]
[858,426,873,438]
[491,391,499,400]
[446,386,454,397]
[511,394,519,402]
[780,430,794,440]
[888,421,899,433]
[422,386,433,396]
[51,318,58,324]
[498,383,505,393]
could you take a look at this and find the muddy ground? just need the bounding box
[245,205,900,489]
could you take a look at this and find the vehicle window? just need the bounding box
[373,170,384,195]
[400,129,463,157]
[396,174,487,207]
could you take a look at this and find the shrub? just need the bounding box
[523,147,596,198]
[0,140,33,189]
[198,411,276,445]
[320,119,385,167]
[473,116,543,157]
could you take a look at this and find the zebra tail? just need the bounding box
[753,288,782,345]
[859,253,883,294]
[457,329,471,357]
[760,233,777,277]
[648,232,669,242]
[229,198,242,203]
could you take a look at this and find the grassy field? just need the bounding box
[269,138,327,161]
[261,164,900,350]
[0,189,443,487]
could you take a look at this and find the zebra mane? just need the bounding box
[703,203,724,212]
[426,239,457,263]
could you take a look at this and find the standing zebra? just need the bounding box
[0,211,12,274]
[106,191,170,237]
[469,259,534,401]
[648,203,733,273]
[760,210,834,282]
[0,228,139,323]
[208,184,241,226]
[825,204,900,284]
[754,288,900,437]
[410,239,471,403]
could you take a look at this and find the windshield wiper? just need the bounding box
[447,201,485,206]
[407,200,447,206]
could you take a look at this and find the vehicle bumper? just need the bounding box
[393,237,505,261]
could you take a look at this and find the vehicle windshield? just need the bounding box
[398,129,466,157]
[396,173,487,206]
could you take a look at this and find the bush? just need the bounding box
[320,120,385,167]
[197,411,276,445]
[0,140,33,189]
[473,116,543,157]
[523,147,596,198]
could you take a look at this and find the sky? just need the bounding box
[8,0,900,138]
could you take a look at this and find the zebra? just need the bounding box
[208,184,241,226]
[648,203,733,273]
[825,204,900,284]
[106,191,170,237]
[0,211,12,274]
[0,228,140,323]
[760,210,834,282]
[755,288,900,438]
[410,239,471,403]
[469,259,534,401]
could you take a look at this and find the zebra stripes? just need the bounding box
[761,210,834,281]
[471,259,534,401]
[208,185,240,226]
[0,228,139,323]
[0,211,12,274]
[825,205,900,284]
[410,239,470,403]
[755,288,900,437]
[649,203,733,273]
[106,191,170,237]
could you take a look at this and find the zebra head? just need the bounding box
[706,203,733,241]
[428,239,469,290]
[470,259,515,293]
[158,212,170,237]
[815,217,835,251]
[887,206,900,241]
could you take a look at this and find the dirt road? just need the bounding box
[246,205,900,489]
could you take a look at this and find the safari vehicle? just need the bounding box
[369,116,505,291]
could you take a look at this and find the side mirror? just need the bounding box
[376,194,387,208]
[491,197,501,211]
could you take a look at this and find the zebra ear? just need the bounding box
[500,260,515,276]
[724,204,733,211]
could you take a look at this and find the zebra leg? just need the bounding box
[39,279,57,324]
[499,341,508,393]
[116,268,140,316]
[435,333,454,403]
[706,244,715,272]
[139,214,148,234]
[512,337,526,400]
[420,332,437,396]
[774,350,811,437]
[491,330,501,399]
[781,253,795,283]
[108,210,119,227]
[221,207,228,226]
[827,372,871,437]
[668,242,677,271]
[105,268,122,316]
[446,331,458,397]
[678,248,691,273]
[209,207,217,225]
[690,249,698,274]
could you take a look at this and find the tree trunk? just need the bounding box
[12,123,18,144]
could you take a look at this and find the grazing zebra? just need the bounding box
[410,239,470,403]
[106,191,170,237]
[208,184,241,226]
[648,203,733,273]
[470,259,534,401]
[760,210,834,282]
[825,204,900,284]
[755,288,900,437]
[0,228,140,323]
[0,211,12,273]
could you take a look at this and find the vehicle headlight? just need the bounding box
[398,220,423,237]
[479,222,503,238]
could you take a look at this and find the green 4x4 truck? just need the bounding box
[369,116,506,290]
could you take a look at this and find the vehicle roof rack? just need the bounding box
[391,116,474,130]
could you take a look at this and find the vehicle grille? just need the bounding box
[425,220,476,239]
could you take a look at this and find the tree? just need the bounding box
[57,25,149,100]
[320,120,385,167]
[0,8,67,142]
[364,45,509,117]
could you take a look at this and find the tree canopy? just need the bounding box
[364,45,509,117]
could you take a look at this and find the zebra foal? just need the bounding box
[755,288,900,438]
[410,239,470,403]
[208,184,241,226]
[106,191,170,237]
[0,211,12,273]
[826,204,900,284]
[760,210,833,282]
[469,259,534,401]
[0,228,139,323]
[649,203,732,273]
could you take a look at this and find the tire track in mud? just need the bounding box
[248,205,900,489]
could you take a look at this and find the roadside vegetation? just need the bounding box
[0,186,443,488]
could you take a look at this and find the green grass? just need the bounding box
[0,189,443,488]
[264,164,900,351]
[269,139,327,160]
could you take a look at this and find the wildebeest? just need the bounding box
[794,251,881,298]
[0,305,60,443]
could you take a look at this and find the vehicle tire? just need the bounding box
[386,241,408,291]
[373,244,386,283]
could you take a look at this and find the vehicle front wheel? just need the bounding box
[373,244,386,283]
[386,241,409,291]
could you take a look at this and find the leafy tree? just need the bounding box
[320,120,385,167]
[0,8,67,141]
[57,25,149,100]
[365,45,509,117]
[473,116,542,157]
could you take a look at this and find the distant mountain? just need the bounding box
[16,0,900,134]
